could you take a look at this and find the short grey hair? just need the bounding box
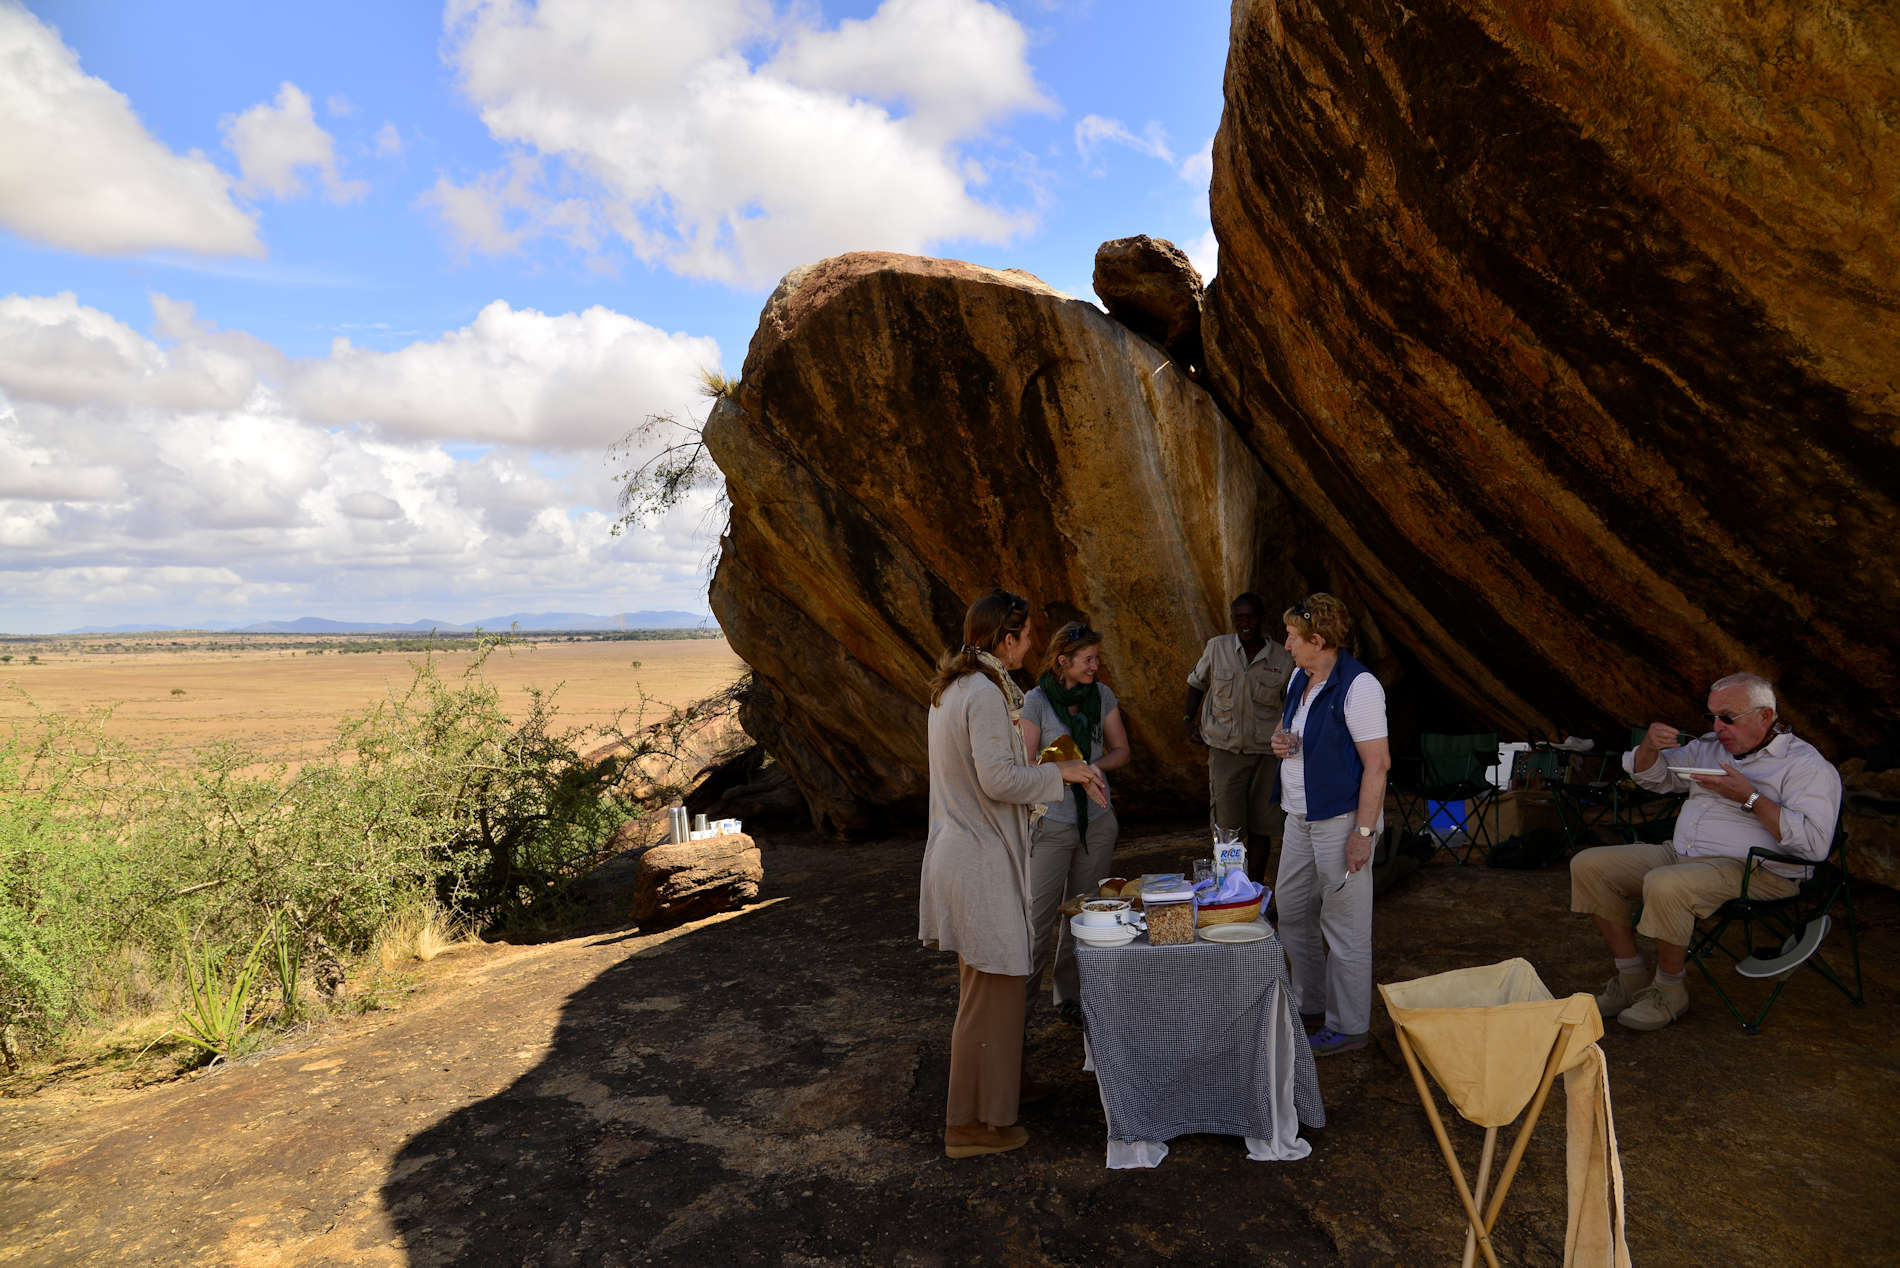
[1710,672,1777,714]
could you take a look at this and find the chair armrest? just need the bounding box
[1738,844,1821,899]
[1745,844,1815,869]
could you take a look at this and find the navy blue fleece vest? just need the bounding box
[1279,651,1370,821]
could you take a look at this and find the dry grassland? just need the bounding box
[0,635,750,768]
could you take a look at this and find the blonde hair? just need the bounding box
[1284,593,1354,652]
[929,589,1030,706]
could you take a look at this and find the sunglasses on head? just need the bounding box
[1708,707,1765,725]
[1061,625,1097,646]
[1289,600,1314,623]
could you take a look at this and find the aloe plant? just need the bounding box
[269,912,302,1021]
[177,921,270,1062]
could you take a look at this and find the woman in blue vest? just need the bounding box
[1269,594,1391,1055]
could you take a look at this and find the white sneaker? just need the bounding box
[1616,981,1690,1031]
[1594,972,1647,1018]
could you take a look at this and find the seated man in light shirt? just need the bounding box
[1570,672,1841,1031]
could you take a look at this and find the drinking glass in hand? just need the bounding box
[1273,725,1302,758]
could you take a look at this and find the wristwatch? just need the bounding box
[1355,826,1375,839]
[1742,791,1762,812]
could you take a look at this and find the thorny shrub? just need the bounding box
[0,641,725,1056]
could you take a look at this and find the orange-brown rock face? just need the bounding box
[1203,0,1900,752]
[707,253,1299,835]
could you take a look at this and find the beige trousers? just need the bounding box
[946,957,1027,1128]
[1569,841,1796,947]
[1024,809,1120,1009]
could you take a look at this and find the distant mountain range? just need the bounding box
[55,611,715,636]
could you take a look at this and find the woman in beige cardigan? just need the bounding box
[919,589,1105,1159]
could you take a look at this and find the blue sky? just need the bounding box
[0,0,1230,633]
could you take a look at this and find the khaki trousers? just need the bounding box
[946,957,1027,1128]
[1208,746,1285,878]
[1569,841,1796,947]
[1025,809,1120,1009]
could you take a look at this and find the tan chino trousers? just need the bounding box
[1570,840,1796,947]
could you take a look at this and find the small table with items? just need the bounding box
[1074,927,1325,1168]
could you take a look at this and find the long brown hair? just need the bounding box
[929,589,1030,705]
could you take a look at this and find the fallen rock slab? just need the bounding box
[631,834,763,927]
[1092,234,1206,371]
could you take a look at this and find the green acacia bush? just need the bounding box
[0,643,661,1054]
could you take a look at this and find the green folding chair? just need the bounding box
[1686,819,1864,1035]
[1394,733,1502,865]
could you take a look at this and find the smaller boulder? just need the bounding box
[631,834,764,927]
[1092,235,1205,370]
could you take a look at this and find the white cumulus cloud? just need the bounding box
[286,300,718,448]
[0,5,261,257]
[222,82,368,203]
[431,0,1052,287]
[0,291,726,631]
[0,292,262,410]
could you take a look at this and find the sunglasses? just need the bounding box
[1708,707,1766,725]
[1288,600,1314,623]
[1061,624,1098,646]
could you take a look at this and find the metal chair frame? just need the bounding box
[1686,821,1864,1035]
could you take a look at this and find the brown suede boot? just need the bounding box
[944,1123,1030,1158]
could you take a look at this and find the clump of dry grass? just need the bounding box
[375,906,472,973]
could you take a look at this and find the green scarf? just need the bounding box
[1037,670,1101,828]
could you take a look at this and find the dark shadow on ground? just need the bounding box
[381,827,1900,1266]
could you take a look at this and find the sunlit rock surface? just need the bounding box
[706,253,1298,835]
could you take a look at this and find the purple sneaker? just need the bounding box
[1309,1026,1370,1055]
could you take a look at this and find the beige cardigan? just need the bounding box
[918,671,1067,977]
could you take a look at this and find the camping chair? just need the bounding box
[1548,749,1622,853]
[1381,960,1627,1267]
[1393,733,1502,864]
[1686,819,1864,1035]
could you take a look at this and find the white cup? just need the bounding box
[1078,900,1132,928]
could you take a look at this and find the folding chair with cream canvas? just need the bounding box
[1380,960,1630,1267]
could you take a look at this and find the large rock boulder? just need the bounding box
[1092,235,1205,372]
[631,834,763,927]
[1203,0,1900,758]
[705,252,1300,835]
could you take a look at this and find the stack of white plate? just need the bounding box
[1069,915,1138,947]
[1197,920,1273,944]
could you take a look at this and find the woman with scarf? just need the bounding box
[1018,622,1130,1025]
[919,591,1107,1159]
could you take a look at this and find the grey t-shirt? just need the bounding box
[1021,681,1119,824]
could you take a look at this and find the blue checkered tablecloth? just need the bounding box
[1075,931,1325,1148]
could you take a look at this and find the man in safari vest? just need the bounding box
[1185,593,1294,882]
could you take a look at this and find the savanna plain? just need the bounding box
[0,633,747,769]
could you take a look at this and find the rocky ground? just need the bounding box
[3,824,1896,1266]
